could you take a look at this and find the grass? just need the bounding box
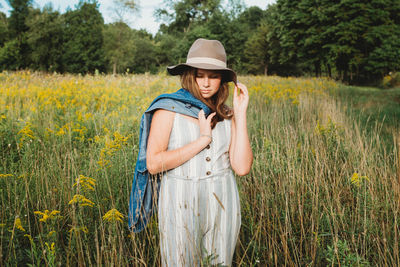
[0,72,399,266]
[331,85,400,146]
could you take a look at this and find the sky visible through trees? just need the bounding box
[0,0,275,34]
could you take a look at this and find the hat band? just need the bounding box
[186,57,227,68]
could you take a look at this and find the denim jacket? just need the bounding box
[128,88,211,232]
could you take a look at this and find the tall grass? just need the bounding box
[0,72,398,266]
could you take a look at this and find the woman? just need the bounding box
[146,38,253,266]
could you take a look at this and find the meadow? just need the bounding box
[0,71,399,266]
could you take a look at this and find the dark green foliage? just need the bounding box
[0,12,8,46]
[128,33,158,73]
[0,39,20,70]
[154,33,179,67]
[0,0,399,82]
[7,0,30,38]
[26,6,64,72]
[4,0,31,69]
[62,2,105,73]
[155,0,222,34]
[243,23,269,75]
[273,0,400,83]
[103,22,135,74]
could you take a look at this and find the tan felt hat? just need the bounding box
[167,38,237,84]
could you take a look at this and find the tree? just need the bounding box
[243,23,270,75]
[155,0,222,33]
[103,22,135,74]
[322,0,400,83]
[129,31,158,73]
[62,1,105,73]
[0,12,8,46]
[0,39,19,70]
[229,6,266,72]
[26,5,64,72]
[7,0,30,38]
[364,25,400,78]
[154,33,179,67]
[6,0,32,69]
[272,0,400,83]
[111,0,139,24]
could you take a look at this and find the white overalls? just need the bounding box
[158,113,241,266]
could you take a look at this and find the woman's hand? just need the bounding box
[198,110,216,143]
[233,82,249,119]
[147,110,218,174]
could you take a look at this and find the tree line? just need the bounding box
[0,0,399,85]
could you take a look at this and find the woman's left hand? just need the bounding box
[233,82,249,118]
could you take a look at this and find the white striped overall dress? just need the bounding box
[158,113,241,266]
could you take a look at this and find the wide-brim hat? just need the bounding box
[167,38,237,84]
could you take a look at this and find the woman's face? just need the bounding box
[195,69,222,99]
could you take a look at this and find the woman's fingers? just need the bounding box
[198,110,216,125]
[207,112,216,123]
[198,110,215,137]
[234,84,238,98]
[199,110,216,120]
[236,82,248,96]
[198,109,205,120]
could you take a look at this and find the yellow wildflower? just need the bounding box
[34,210,61,222]
[0,174,13,178]
[56,128,65,136]
[47,230,56,238]
[94,135,102,143]
[69,225,88,234]
[14,217,25,232]
[351,172,370,187]
[18,122,35,139]
[24,234,33,242]
[102,208,124,223]
[97,131,130,168]
[73,175,96,192]
[68,194,95,207]
[45,242,55,252]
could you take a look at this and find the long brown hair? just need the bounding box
[181,67,233,129]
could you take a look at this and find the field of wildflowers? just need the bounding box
[0,71,399,265]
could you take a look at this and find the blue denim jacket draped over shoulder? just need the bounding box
[128,88,211,233]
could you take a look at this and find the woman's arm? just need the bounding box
[229,83,253,176]
[146,109,216,174]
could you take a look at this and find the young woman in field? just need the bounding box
[129,38,253,266]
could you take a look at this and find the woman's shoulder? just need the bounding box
[152,109,176,124]
[153,109,176,117]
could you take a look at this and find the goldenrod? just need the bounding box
[68,194,95,207]
[34,210,61,222]
[351,172,370,187]
[14,217,25,232]
[73,175,96,192]
[69,225,88,234]
[102,208,124,223]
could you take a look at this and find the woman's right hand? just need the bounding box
[198,110,216,142]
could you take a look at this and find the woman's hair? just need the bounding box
[181,67,233,128]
